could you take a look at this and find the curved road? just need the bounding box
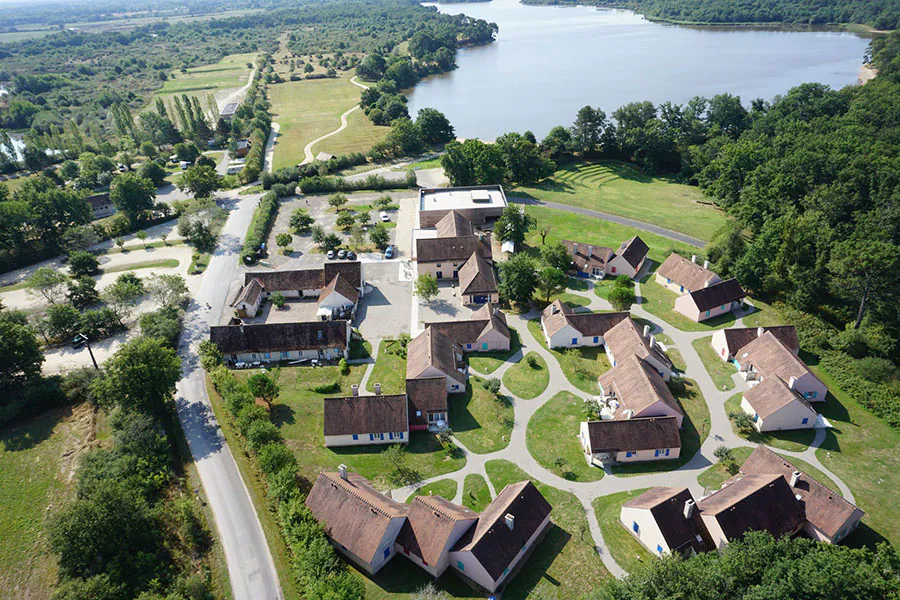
[300,76,370,164]
[509,196,707,248]
[175,191,283,600]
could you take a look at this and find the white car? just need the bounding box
[380,211,390,222]
[179,160,191,170]
[233,361,248,369]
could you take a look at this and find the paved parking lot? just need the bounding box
[355,260,411,339]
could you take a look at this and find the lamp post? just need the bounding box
[74,333,99,370]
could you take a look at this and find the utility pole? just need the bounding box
[74,333,99,370]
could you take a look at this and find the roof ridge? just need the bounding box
[414,495,475,520]
[321,472,399,518]
[755,448,858,512]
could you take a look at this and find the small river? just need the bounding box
[407,0,871,140]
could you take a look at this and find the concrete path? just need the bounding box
[216,63,258,113]
[264,122,280,174]
[391,264,853,578]
[301,76,369,165]
[508,196,707,248]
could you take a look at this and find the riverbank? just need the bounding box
[858,64,878,85]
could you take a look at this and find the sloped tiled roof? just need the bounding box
[598,354,682,420]
[698,473,805,541]
[210,321,348,353]
[232,277,264,307]
[244,268,323,291]
[396,495,478,567]
[688,278,745,312]
[736,332,821,386]
[435,210,474,238]
[319,273,359,306]
[323,395,408,436]
[540,300,628,339]
[305,471,407,563]
[324,261,362,289]
[561,239,614,272]
[406,327,466,384]
[743,377,816,420]
[406,377,448,427]
[618,236,649,269]
[603,317,673,370]
[425,304,510,347]
[657,253,719,292]
[740,446,863,539]
[416,234,493,263]
[452,481,552,580]
[584,416,681,452]
[623,487,714,554]
[458,251,497,296]
[721,326,799,357]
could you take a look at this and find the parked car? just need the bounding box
[380,211,390,222]
[384,245,395,259]
[326,250,335,259]
[337,249,347,259]
[346,251,357,260]
[233,361,248,369]
[179,160,191,170]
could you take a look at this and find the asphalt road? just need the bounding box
[508,196,707,248]
[174,191,283,600]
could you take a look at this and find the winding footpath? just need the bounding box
[300,76,370,165]
[391,265,853,579]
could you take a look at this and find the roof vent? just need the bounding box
[757,326,765,338]
[338,464,348,480]
[703,260,710,270]
[795,494,802,501]
[643,324,651,339]
[351,384,359,397]
[691,254,697,264]
[788,376,798,391]
[504,513,515,530]
[684,499,696,519]
[587,245,593,257]
[790,470,801,487]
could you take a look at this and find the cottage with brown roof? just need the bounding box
[620,488,714,557]
[711,325,800,362]
[674,278,746,323]
[406,327,467,393]
[396,495,479,577]
[457,251,498,305]
[740,446,864,544]
[305,467,408,574]
[425,304,511,353]
[697,473,805,549]
[317,272,360,320]
[580,416,681,465]
[415,234,493,281]
[740,377,818,433]
[406,377,449,431]
[209,320,350,364]
[562,236,649,280]
[323,394,409,447]
[85,193,116,220]
[603,317,674,381]
[540,299,629,349]
[597,355,683,425]
[655,253,720,294]
[231,262,364,318]
[735,331,827,402]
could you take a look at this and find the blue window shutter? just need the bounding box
[482,343,488,350]
[352,434,358,440]
[657,544,663,554]
[632,521,639,533]
[399,432,404,439]
[665,448,670,456]
[369,434,374,441]
[654,449,660,457]
[457,560,465,571]
[801,418,808,425]
[593,337,599,343]
[389,432,393,440]
[706,310,711,316]
[467,344,471,349]
[384,547,390,559]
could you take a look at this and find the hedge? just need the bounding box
[819,351,900,428]
[296,171,417,194]
[241,191,278,264]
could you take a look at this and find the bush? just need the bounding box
[246,420,281,452]
[68,250,100,277]
[198,340,224,371]
[526,354,539,369]
[339,358,349,375]
[237,403,268,436]
[820,351,900,428]
[481,378,501,395]
[258,443,297,476]
[241,191,278,264]
[310,381,340,394]
[854,357,897,383]
[139,307,183,349]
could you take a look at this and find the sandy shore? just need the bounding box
[858,64,878,85]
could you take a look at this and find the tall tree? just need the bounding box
[90,336,181,414]
[495,205,536,246]
[110,173,156,222]
[570,105,606,154]
[498,253,537,307]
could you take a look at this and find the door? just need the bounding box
[436,271,443,279]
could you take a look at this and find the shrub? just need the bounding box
[246,420,281,452]
[481,378,501,395]
[258,443,297,476]
[241,191,278,264]
[198,340,224,371]
[854,357,897,383]
[526,354,539,369]
[236,403,268,436]
[339,358,349,375]
[310,381,340,394]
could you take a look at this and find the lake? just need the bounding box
[407,0,871,140]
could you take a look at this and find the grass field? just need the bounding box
[485,460,611,598]
[462,474,491,512]
[523,206,700,267]
[232,364,465,490]
[156,52,255,104]
[527,392,605,482]
[513,161,728,242]
[593,489,653,574]
[467,329,521,374]
[639,279,739,332]
[406,479,457,504]
[366,340,407,394]
[0,29,55,42]
[692,336,736,390]
[449,377,513,454]
[502,352,549,399]
[527,318,612,393]
[270,75,386,170]
[612,378,710,476]
[723,393,815,452]
[103,258,180,274]
[0,405,94,600]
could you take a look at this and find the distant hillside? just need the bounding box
[520,0,899,30]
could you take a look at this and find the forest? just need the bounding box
[522,0,900,30]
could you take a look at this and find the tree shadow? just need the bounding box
[447,382,482,435]
[1,405,71,452]
[500,524,569,598]
[270,403,295,427]
[844,522,890,552]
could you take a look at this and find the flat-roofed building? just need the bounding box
[418,185,508,228]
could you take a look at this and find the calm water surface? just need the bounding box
[407,0,870,140]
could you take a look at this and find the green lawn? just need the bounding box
[461,474,491,512]
[406,479,458,504]
[271,75,386,170]
[102,258,180,274]
[449,377,513,454]
[524,205,700,266]
[667,347,687,372]
[593,278,618,300]
[723,393,815,452]
[692,336,736,391]
[485,460,611,598]
[360,556,481,600]
[407,156,444,170]
[0,406,93,599]
[467,328,521,375]
[592,489,653,574]
[638,279,738,332]
[612,378,710,476]
[527,318,611,393]
[156,52,255,104]
[366,339,407,394]
[741,296,784,328]
[539,290,591,308]
[233,364,465,490]
[527,392,605,482]
[513,161,728,242]
[502,352,550,400]
[811,365,900,547]
[348,337,372,360]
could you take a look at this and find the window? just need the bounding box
[503,567,509,576]
[679,285,684,292]
[722,304,727,310]
[369,434,374,441]
[657,544,663,554]
[467,344,472,349]
[352,434,358,440]
[666,278,671,284]
[383,547,390,559]
[451,384,459,391]
[810,391,818,399]
[398,432,404,439]
[665,448,670,456]
[264,352,270,359]
[753,413,759,422]
[626,451,633,458]
[281,351,289,358]
[379,433,384,440]
[317,330,323,340]
[593,336,599,343]
[611,266,616,273]
[801,417,809,425]
[655,449,661,457]
[389,432,394,440]
[705,310,711,317]
[416,410,422,417]
[632,521,639,533]
[572,338,578,345]
[457,561,465,572]
[482,343,488,350]
[436,263,442,267]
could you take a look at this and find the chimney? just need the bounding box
[704,279,710,288]
[788,376,797,391]
[683,499,695,519]
[643,324,650,339]
[351,384,359,397]
[573,243,578,255]
[691,254,697,264]
[587,245,593,258]
[649,336,656,350]
[374,383,382,395]
[338,464,348,480]
[504,513,515,530]
[551,304,559,315]
[757,326,765,338]
[703,259,710,270]
[790,471,801,487]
